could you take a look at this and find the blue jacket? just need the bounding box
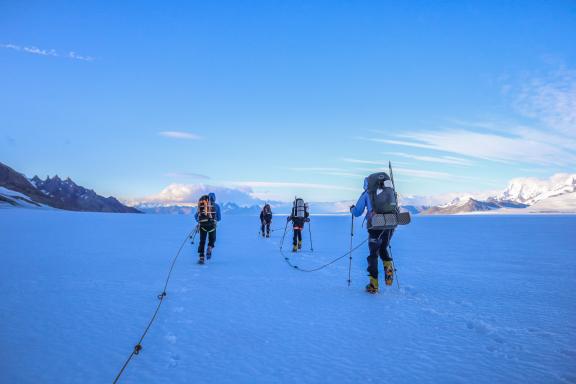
[194,192,222,222]
[351,177,371,218]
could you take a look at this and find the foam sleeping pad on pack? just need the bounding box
[370,212,411,229]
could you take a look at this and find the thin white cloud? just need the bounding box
[165,172,210,180]
[230,181,358,191]
[394,167,453,179]
[1,43,94,61]
[288,167,364,178]
[341,158,389,166]
[341,158,453,179]
[385,152,474,166]
[514,68,576,137]
[361,129,576,166]
[67,51,94,62]
[360,68,576,167]
[159,131,202,140]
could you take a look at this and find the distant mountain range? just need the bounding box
[419,174,576,214]
[134,174,576,216]
[3,160,574,215]
[0,162,140,213]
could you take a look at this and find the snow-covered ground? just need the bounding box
[1,210,575,383]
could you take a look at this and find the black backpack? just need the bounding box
[197,195,215,223]
[366,172,398,214]
[364,172,399,230]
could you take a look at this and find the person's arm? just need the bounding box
[194,210,199,222]
[351,192,368,217]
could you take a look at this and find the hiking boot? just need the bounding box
[207,246,213,260]
[297,240,302,250]
[365,276,379,293]
[266,232,270,238]
[198,254,205,264]
[292,244,298,252]
[384,260,394,286]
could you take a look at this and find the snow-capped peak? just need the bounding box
[499,173,576,205]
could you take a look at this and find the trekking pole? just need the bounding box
[190,225,199,244]
[347,212,354,287]
[308,220,314,252]
[280,219,289,250]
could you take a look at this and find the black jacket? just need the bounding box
[260,210,272,223]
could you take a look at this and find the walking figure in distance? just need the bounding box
[260,203,273,237]
[194,192,221,264]
[287,197,310,252]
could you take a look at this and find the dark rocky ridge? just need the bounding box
[0,162,141,213]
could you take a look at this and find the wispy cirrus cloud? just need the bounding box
[384,152,474,166]
[1,43,94,61]
[230,181,358,191]
[158,131,202,140]
[359,67,576,168]
[287,167,364,178]
[165,172,210,180]
[368,129,575,166]
[341,158,453,179]
[514,67,576,137]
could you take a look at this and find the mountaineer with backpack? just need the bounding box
[350,166,410,293]
[286,197,310,252]
[260,203,273,237]
[194,192,222,264]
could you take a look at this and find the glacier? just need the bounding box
[0,210,575,383]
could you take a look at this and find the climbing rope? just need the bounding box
[112,227,196,384]
[278,220,368,273]
[279,238,369,272]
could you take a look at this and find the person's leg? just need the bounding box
[266,220,271,236]
[208,229,216,248]
[261,221,265,236]
[379,229,393,261]
[379,229,394,285]
[365,229,384,292]
[207,229,216,258]
[198,228,207,255]
[366,230,382,279]
[297,229,302,248]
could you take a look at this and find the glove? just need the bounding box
[286,216,291,222]
[350,205,355,213]
[305,218,310,222]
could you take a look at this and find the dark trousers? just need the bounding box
[367,229,393,279]
[261,220,271,235]
[198,224,216,255]
[292,227,303,245]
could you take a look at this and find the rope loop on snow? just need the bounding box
[279,238,368,273]
[112,227,195,384]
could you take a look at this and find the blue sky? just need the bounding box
[1,1,575,203]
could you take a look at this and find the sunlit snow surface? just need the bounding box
[0,210,575,383]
